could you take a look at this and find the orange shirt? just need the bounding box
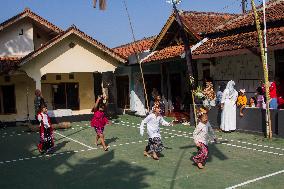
[237,95,247,106]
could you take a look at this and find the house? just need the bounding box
[113,11,237,115]
[0,8,126,122]
[192,0,284,97]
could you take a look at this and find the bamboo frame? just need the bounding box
[123,0,150,112]
[250,0,272,138]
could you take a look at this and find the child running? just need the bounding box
[91,96,109,151]
[140,104,173,160]
[192,108,217,169]
[37,105,54,154]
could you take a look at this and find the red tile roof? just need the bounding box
[21,26,127,65]
[151,11,238,51]
[193,26,284,58]
[193,0,284,58]
[113,36,156,59]
[212,0,284,33]
[180,11,239,35]
[0,8,62,33]
[0,57,22,73]
[142,45,184,63]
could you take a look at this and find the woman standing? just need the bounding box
[34,89,45,120]
[220,81,238,132]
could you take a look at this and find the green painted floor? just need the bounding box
[1,114,284,189]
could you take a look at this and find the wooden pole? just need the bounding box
[250,0,272,138]
[171,0,198,127]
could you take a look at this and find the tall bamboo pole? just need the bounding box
[123,0,150,112]
[250,0,272,138]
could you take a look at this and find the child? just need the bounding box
[256,87,266,109]
[249,97,256,107]
[91,96,109,151]
[37,105,54,154]
[237,89,247,117]
[203,81,216,109]
[192,108,217,169]
[140,105,173,160]
[153,95,165,116]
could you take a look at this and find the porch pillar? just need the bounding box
[35,79,41,90]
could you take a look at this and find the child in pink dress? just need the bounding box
[91,96,109,151]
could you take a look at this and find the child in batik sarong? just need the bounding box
[192,108,217,169]
[37,105,54,154]
[91,96,109,151]
[140,105,173,160]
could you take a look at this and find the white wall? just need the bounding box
[0,20,34,56]
[197,52,275,95]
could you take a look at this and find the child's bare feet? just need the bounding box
[197,163,204,169]
[143,151,151,157]
[104,146,109,151]
[240,112,244,117]
[152,152,159,160]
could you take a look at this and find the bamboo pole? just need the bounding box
[191,92,198,126]
[250,0,272,138]
[123,0,150,112]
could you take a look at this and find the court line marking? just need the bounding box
[54,131,95,150]
[0,136,179,165]
[115,121,284,153]
[225,169,284,189]
[112,121,283,157]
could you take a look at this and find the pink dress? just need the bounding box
[257,95,266,109]
[91,110,108,134]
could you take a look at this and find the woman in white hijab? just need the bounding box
[220,80,238,132]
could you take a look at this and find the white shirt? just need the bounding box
[140,113,170,138]
[37,113,51,129]
[193,121,216,145]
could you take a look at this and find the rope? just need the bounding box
[123,0,150,112]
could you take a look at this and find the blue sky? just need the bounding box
[0,0,263,48]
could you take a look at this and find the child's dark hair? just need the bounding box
[40,104,47,110]
[250,97,257,105]
[256,87,264,95]
[98,102,106,109]
[197,107,208,119]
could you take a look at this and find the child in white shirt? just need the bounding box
[192,108,217,169]
[140,105,172,160]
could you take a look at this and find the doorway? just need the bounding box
[116,76,130,109]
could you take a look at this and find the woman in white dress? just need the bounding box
[220,80,238,132]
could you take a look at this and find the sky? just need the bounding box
[0,0,263,48]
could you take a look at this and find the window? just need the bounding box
[41,75,46,81]
[69,73,74,79]
[53,83,79,110]
[0,85,16,114]
[4,76,10,82]
[56,75,61,80]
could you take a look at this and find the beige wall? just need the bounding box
[0,72,96,122]
[22,34,120,89]
[41,73,95,110]
[0,20,34,56]
[0,73,35,122]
